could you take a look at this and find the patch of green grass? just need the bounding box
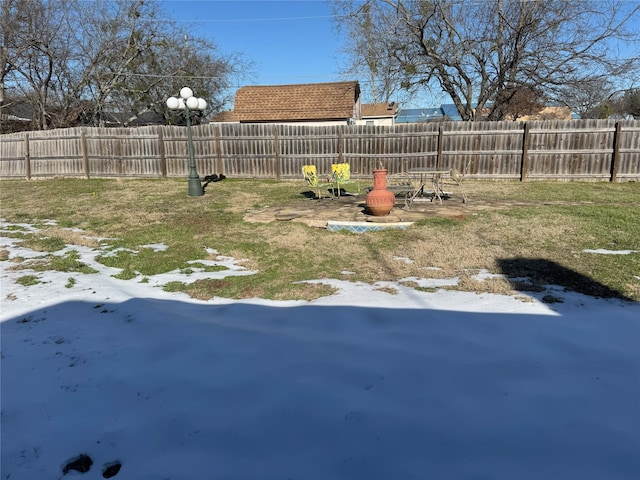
[113,269,138,280]
[16,275,42,286]
[4,225,31,232]
[415,286,438,293]
[163,281,188,293]
[15,250,98,274]
[97,246,205,277]
[1,230,29,239]
[482,205,640,299]
[49,251,99,274]
[65,277,76,288]
[19,235,67,252]
[187,262,228,273]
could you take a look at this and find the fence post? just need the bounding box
[23,132,31,180]
[338,127,344,164]
[273,126,281,180]
[81,129,90,179]
[610,122,621,182]
[157,127,167,178]
[520,122,530,182]
[114,134,123,176]
[437,126,443,170]
[214,125,223,175]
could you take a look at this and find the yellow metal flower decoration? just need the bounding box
[302,165,318,187]
[331,163,351,183]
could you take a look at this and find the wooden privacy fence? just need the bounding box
[1,119,639,182]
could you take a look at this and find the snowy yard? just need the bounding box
[1,221,639,479]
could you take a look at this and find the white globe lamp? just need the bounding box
[180,87,193,99]
[186,96,200,109]
[166,97,180,109]
[165,86,209,196]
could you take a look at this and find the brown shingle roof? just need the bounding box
[211,110,237,122]
[362,102,397,117]
[232,81,360,122]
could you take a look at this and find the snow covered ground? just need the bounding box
[1,220,639,479]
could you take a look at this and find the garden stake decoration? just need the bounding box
[166,87,208,196]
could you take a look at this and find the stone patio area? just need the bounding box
[243,193,536,229]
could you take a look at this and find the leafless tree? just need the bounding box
[333,0,640,121]
[334,1,408,104]
[1,0,252,131]
[559,77,618,119]
[1,0,72,129]
[583,87,640,119]
[108,33,248,127]
[0,0,12,129]
[619,89,640,119]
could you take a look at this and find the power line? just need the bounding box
[93,72,230,80]
[93,71,351,83]
[168,14,349,23]
[177,15,332,22]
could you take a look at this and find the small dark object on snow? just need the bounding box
[102,461,122,478]
[62,454,93,474]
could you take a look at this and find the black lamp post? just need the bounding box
[166,87,207,196]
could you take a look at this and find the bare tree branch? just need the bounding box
[332,0,640,121]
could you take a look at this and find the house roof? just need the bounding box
[440,104,463,121]
[231,81,361,122]
[362,102,397,118]
[395,104,467,123]
[210,110,237,123]
[103,110,164,126]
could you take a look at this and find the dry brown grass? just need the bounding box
[42,227,102,249]
[1,177,638,301]
[454,274,516,296]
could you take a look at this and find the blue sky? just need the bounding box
[160,0,638,111]
[160,0,443,108]
[161,1,349,88]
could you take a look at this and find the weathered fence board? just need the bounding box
[1,120,639,182]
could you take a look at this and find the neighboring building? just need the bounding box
[212,81,362,125]
[0,99,166,131]
[101,110,165,127]
[210,110,237,123]
[395,103,576,123]
[395,107,444,123]
[517,105,575,122]
[0,100,34,133]
[357,102,398,125]
[440,104,464,121]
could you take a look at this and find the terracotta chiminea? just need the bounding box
[366,168,396,216]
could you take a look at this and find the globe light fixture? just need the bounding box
[166,87,208,196]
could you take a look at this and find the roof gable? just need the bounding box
[362,102,397,117]
[232,81,360,122]
[440,104,463,120]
